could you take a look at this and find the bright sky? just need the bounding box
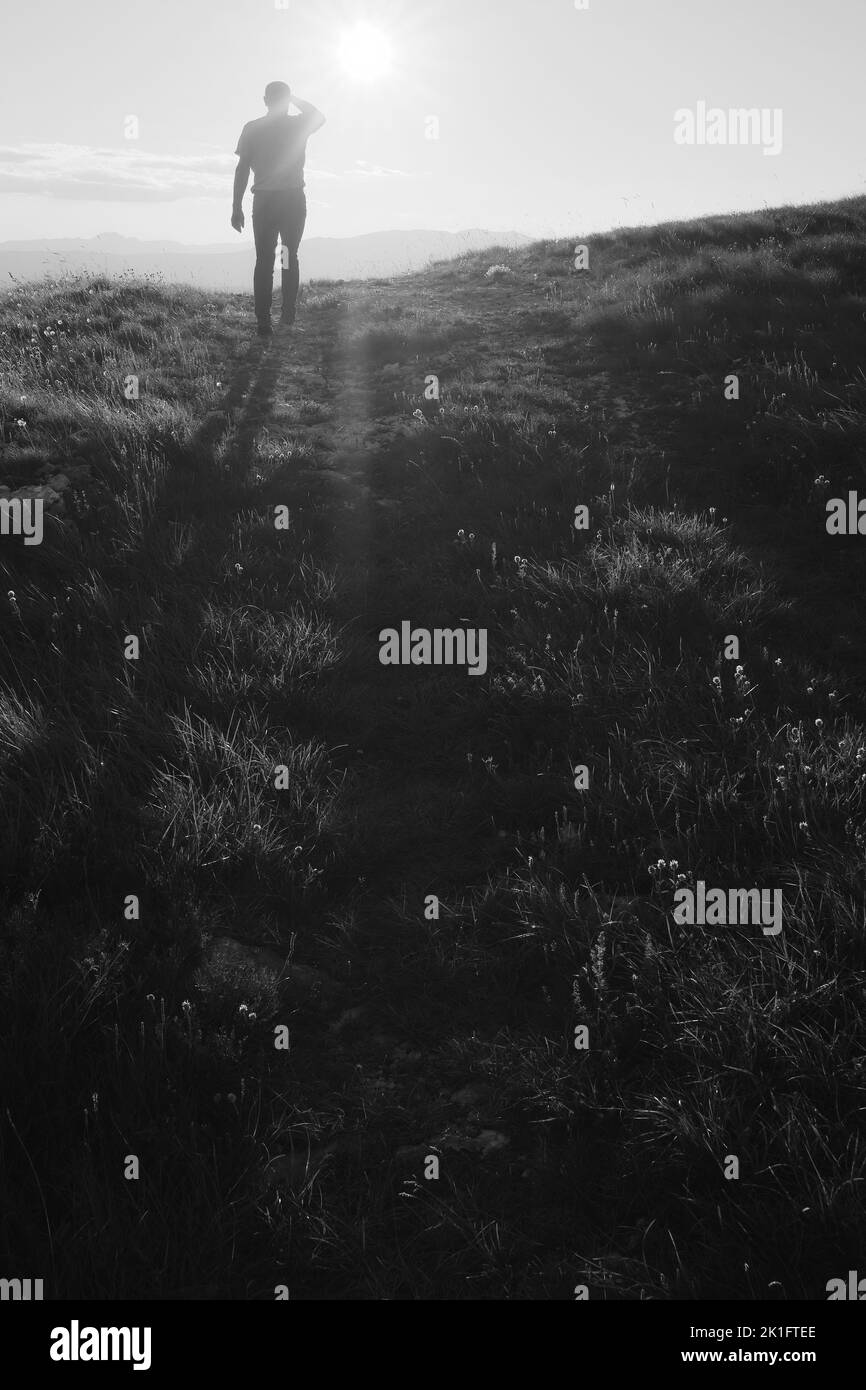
[1,0,864,244]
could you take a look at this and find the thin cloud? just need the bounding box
[349,160,412,178]
[0,143,350,202]
[0,143,232,201]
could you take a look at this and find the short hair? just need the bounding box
[265,81,291,107]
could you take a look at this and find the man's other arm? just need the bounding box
[232,131,251,232]
[291,96,326,133]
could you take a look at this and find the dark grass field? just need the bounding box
[1,194,866,1299]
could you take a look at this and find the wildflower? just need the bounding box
[590,931,607,993]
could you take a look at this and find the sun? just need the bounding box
[337,22,395,81]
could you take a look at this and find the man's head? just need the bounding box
[264,81,292,114]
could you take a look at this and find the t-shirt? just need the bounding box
[235,113,314,193]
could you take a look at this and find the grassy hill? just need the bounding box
[2,195,866,1300]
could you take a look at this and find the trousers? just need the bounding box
[252,189,307,323]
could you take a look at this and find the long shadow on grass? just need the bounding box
[21,336,290,917]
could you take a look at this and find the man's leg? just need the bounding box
[278,192,307,324]
[252,194,280,330]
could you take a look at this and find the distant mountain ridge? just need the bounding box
[0,229,533,290]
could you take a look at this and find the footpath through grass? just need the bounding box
[1,196,866,1299]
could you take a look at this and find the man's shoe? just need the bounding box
[279,314,295,327]
[257,321,273,339]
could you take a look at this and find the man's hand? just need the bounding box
[231,209,245,233]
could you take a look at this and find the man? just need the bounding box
[232,82,326,338]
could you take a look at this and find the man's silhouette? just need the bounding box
[232,82,326,338]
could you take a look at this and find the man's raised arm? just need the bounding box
[292,96,326,133]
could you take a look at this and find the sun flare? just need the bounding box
[337,22,395,82]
